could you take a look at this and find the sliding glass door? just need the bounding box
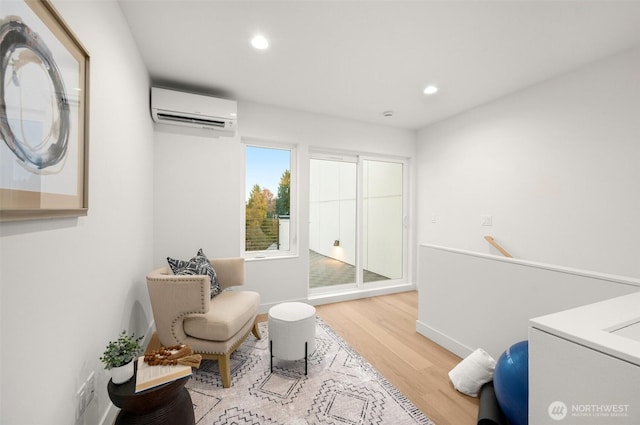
[362,159,404,283]
[309,156,357,290]
[309,154,407,292]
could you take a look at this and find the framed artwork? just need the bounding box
[0,0,90,221]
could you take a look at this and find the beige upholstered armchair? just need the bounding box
[146,257,261,388]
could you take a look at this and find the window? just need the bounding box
[243,142,296,258]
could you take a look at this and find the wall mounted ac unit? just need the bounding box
[150,87,237,136]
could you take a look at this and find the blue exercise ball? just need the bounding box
[494,340,529,425]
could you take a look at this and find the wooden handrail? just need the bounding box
[484,236,512,258]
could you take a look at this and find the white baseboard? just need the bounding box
[307,283,416,307]
[258,298,309,314]
[256,284,417,314]
[415,319,473,359]
[99,405,119,425]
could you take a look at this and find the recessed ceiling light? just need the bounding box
[382,110,394,117]
[423,85,439,95]
[251,35,269,50]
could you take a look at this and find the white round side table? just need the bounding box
[268,302,316,374]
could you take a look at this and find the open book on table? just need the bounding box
[134,356,192,393]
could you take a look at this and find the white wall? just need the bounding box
[417,244,640,360]
[417,47,640,278]
[0,1,154,424]
[153,101,417,310]
[153,128,244,262]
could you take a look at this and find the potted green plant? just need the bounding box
[100,331,143,384]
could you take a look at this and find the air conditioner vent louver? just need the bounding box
[151,87,237,137]
[156,112,226,128]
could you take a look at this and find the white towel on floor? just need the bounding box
[448,348,496,397]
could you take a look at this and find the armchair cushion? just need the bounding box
[183,290,260,341]
[167,248,221,298]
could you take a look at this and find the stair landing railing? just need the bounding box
[484,236,512,258]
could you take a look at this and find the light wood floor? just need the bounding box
[259,291,479,425]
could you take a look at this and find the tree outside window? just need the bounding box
[245,146,291,252]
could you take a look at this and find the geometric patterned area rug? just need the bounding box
[186,317,435,424]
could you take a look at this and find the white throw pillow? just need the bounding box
[448,348,496,397]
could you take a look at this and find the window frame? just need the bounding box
[242,138,298,260]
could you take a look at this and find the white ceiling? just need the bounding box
[118,0,640,130]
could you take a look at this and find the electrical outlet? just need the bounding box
[75,372,96,420]
[480,214,493,226]
[75,383,87,420]
[86,372,95,406]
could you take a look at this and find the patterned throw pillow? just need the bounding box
[167,249,221,298]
